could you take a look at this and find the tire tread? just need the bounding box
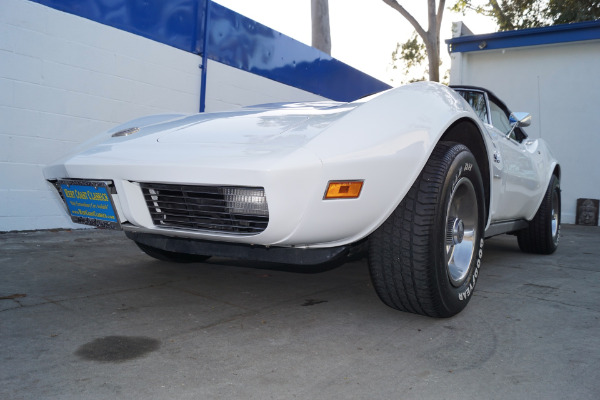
[517,175,560,254]
[369,142,470,317]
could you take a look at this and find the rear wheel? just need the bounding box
[368,142,486,317]
[135,241,211,263]
[517,175,560,254]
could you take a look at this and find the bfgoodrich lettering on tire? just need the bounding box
[368,142,486,317]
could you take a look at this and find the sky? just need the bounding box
[213,0,498,86]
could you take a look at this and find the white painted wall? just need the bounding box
[0,0,325,231]
[205,60,326,112]
[450,39,600,225]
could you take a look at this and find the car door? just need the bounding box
[486,99,543,221]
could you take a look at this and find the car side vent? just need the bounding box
[140,183,269,235]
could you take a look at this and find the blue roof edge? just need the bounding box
[446,19,600,53]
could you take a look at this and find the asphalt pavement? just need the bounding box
[1,224,599,399]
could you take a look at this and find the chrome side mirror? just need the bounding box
[509,112,531,127]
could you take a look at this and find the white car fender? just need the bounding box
[524,138,560,221]
[282,82,487,247]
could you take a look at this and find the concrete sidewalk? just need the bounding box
[1,225,599,399]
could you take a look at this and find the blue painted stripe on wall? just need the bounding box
[206,2,390,101]
[30,0,206,54]
[446,20,600,53]
[30,0,390,102]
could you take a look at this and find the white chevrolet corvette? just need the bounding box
[44,82,560,317]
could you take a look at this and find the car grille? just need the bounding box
[140,183,269,235]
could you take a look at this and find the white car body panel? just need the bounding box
[44,82,558,249]
[487,124,549,221]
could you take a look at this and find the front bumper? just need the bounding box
[126,230,350,266]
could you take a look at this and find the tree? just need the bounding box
[311,0,331,55]
[452,0,600,31]
[547,0,600,25]
[390,32,428,83]
[383,0,446,82]
[451,0,546,30]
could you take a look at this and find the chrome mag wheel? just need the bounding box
[445,178,478,287]
[551,189,559,244]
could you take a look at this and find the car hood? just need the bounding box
[44,101,364,179]
[154,101,358,147]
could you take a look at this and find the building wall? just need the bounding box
[205,60,326,112]
[449,38,600,225]
[0,0,331,231]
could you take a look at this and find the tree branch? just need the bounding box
[436,0,446,35]
[381,0,427,39]
[489,0,503,14]
[489,0,512,30]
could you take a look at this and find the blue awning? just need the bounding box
[446,20,600,53]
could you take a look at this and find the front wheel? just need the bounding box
[368,142,486,317]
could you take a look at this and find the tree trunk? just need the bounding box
[311,0,331,55]
[426,0,441,82]
[426,33,440,82]
[382,0,445,82]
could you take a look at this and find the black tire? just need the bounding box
[368,142,486,317]
[517,175,560,254]
[135,241,211,263]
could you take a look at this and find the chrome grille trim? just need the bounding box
[139,183,269,235]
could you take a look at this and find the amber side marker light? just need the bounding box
[324,180,364,199]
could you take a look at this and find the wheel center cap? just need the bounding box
[447,218,465,245]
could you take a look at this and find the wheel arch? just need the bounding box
[553,163,561,180]
[439,117,491,223]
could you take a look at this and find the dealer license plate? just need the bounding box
[58,180,120,229]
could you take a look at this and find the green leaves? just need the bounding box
[548,0,600,25]
[391,32,428,83]
[451,0,600,31]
